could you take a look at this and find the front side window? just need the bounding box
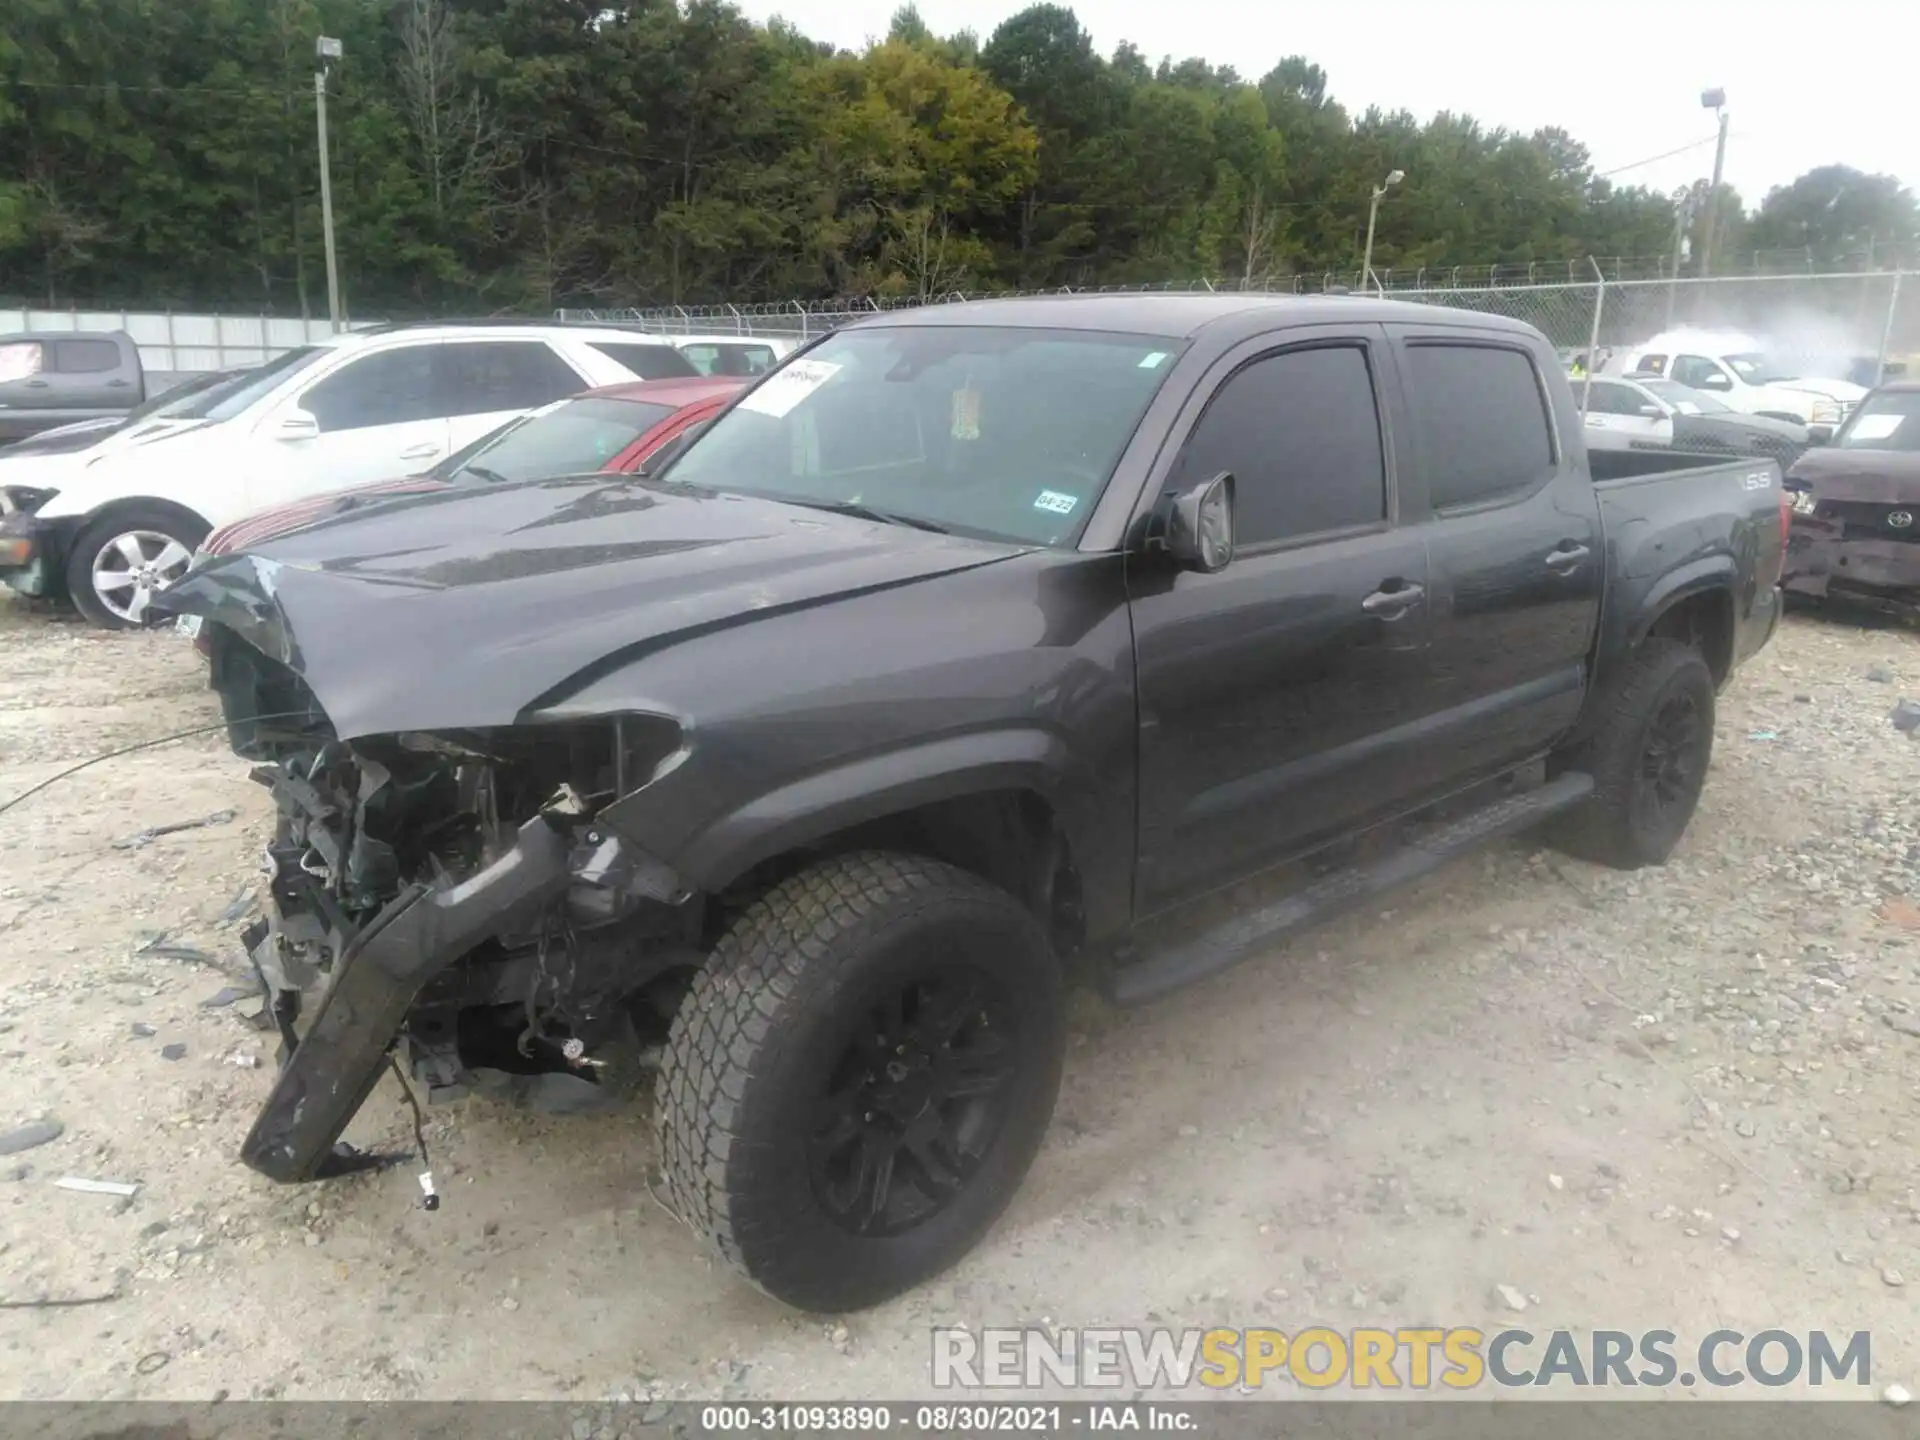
[1171,344,1386,544]
[1671,355,1728,389]
[1584,381,1638,417]
[446,396,679,481]
[1837,391,1920,451]
[663,326,1182,546]
[0,341,45,383]
[1405,343,1555,509]
[301,346,442,432]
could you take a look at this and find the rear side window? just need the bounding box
[590,342,699,380]
[1173,343,1387,545]
[1585,381,1639,416]
[52,338,122,373]
[1635,353,1668,376]
[301,346,442,432]
[441,341,582,417]
[1406,343,1555,509]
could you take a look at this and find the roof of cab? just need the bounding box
[850,292,1539,341]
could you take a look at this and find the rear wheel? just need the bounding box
[1550,638,1716,868]
[656,851,1065,1312]
[65,505,206,630]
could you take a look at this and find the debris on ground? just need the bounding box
[0,1120,63,1155]
[1494,1283,1530,1312]
[159,1043,186,1061]
[111,808,238,851]
[200,985,253,1009]
[1891,699,1920,733]
[129,1022,156,1038]
[54,1176,139,1198]
[215,886,259,926]
[1886,1383,1913,1408]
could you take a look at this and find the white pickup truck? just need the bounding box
[1601,336,1864,437]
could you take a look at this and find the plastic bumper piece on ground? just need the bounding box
[238,813,573,1183]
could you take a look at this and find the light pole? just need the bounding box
[1665,182,1698,328]
[315,36,344,331]
[1697,88,1728,279]
[1360,170,1404,295]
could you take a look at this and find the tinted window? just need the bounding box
[1172,345,1386,544]
[589,342,699,380]
[302,346,442,432]
[1406,343,1555,509]
[449,396,679,481]
[681,343,777,377]
[52,338,122,373]
[441,341,582,417]
[1635,353,1668,375]
[665,327,1178,546]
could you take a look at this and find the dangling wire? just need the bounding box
[0,710,320,819]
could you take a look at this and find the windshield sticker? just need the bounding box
[1848,413,1905,443]
[1139,351,1169,369]
[951,385,981,441]
[738,359,842,419]
[1033,490,1079,516]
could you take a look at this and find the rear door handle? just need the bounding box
[1361,582,1425,617]
[1545,544,1591,571]
[399,443,441,460]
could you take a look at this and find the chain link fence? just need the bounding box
[563,269,1916,385]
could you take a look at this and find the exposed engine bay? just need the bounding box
[212,633,706,1182]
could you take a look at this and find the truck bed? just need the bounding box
[1587,446,1785,680]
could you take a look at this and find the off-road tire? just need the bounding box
[656,851,1065,1312]
[1550,638,1716,868]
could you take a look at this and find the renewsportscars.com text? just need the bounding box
[931,1326,1873,1391]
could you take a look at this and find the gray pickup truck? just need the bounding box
[157,294,1786,1313]
[0,330,154,442]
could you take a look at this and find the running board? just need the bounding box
[1103,770,1595,1007]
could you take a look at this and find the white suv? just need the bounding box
[0,322,696,627]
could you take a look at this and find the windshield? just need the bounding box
[125,368,241,421]
[436,395,677,482]
[169,346,330,421]
[1637,378,1729,415]
[1725,352,1798,385]
[661,326,1181,545]
[1836,391,1920,451]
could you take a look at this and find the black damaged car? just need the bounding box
[158,295,1786,1312]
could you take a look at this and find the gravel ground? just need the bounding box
[0,593,1916,1403]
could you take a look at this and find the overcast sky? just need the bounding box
[739,0,1915,210]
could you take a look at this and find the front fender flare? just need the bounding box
[605,726,1118,913]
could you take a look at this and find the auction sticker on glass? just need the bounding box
[738,360,841,419]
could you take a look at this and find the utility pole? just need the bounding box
[1359,169,1404,295]
[1697,88,1728,279]
[1665,184,1696,329]
[315,37,344,332]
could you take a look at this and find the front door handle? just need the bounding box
[399,443,441,460]
[1545,543,1591,572]
[1361,582,1425,617]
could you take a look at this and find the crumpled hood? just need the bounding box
[157,474,1028,739]
[1786,444,1920,502]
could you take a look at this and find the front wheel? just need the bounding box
[65,506,206,629]
[656,851,1065,1312]
[1550,638,1716,868]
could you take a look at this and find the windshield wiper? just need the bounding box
[458,465,509,484]
[778,498,951,534]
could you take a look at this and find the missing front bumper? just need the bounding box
[239,814,573,1183]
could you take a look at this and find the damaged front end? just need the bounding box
[1782,486,1920,619]
[214,633,702,1184]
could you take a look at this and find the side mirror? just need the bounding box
[1638,404,1664,418]
[276,409,320,442]
[1157,471,1235,573]
[1699,373,1733,391]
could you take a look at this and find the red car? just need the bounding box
[201,376,745,556]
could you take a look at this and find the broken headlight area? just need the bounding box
[229,675,698,1183]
